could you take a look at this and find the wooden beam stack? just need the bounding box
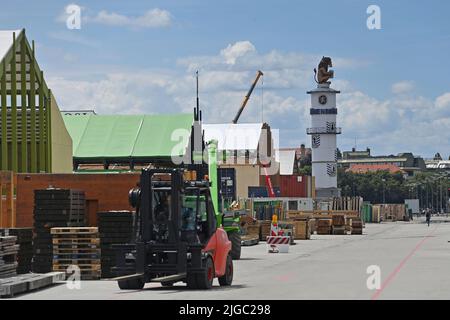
[331,215,346,235]
[97,211,134,279]
[0,228,32,274]
[316,219,332,235]
[33,188,86,273]
[0,236,19,278]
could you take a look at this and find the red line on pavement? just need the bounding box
[371,225,437,300]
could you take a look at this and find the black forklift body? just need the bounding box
[113,168,217,283]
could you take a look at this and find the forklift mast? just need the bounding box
[207,139,221,226]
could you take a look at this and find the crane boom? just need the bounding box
[232,70,264,124]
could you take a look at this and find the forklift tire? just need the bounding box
[118,278,145,290]
[186,273,197,289]
[193,256,215,290]
[218,255,233,286]
[228,231,241,260]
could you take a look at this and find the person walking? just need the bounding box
[425,209,431,227]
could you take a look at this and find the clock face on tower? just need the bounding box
[319,95,327,105]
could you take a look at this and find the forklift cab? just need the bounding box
[181,194,217,244]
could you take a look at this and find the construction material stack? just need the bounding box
[0,229,33,274]
[292,219,311,240]
[316,219,332,235]
[240,215,260,246]
[351,218,363,235]
[97,211,134,278]
[332,215,346,235]
[260,221,272,240]
[0,236,19,278]
[33,189,86,273]
[51,227,100,280]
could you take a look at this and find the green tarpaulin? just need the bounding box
[62,113,194,161]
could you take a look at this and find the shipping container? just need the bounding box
[248,186,281,198]
[279,175,308,197]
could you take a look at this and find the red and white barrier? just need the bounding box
[266,236,290,253]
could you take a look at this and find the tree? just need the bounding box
[298,165,312,176]
[338,169,409,204]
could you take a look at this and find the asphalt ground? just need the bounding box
[13,216,450,300]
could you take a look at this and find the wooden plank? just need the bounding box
[0,174,3,228]
[1,63,7,170]
[50,227,98,234]
[0,272,65,298]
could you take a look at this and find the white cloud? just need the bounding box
[435,93,450,109]
[391,81,415,94]
[220,41,256,65]
[90,8,173,28]
[46,41,449,157]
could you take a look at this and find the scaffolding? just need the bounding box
[0,29,52,173]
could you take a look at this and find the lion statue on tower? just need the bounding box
[314,56,334,84]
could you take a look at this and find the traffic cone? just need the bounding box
[270,214,278,236]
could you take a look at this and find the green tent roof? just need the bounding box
[62,113,194,161]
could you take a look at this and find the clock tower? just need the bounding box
[307,61,341,198]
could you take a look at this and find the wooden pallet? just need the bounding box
[52,237,100,244]
[52,263,101,271]
[53,252,100,258]
[53,246,100,252]
[50,227,98,235]
[53,258,101,264]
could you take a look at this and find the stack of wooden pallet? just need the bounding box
[0,236,19,278]
[97,211,134,278]
[332,215,346,235]
[240,216,260,246]
[0,229,33,274]
[51,227,100,280]
[33,189,86,273]
[316,219,332,235]
[345,218,353,234]
[291,219,311,240]
[259,221,272,240]
[351,218,363,235]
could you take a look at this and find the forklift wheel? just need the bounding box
[189,256,214,290]
[118,278,145,290]
[218,255,233,286]
[228,231,242,260]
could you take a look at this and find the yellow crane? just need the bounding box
[232,70,264,124]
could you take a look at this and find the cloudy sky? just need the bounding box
[1,0,449,158]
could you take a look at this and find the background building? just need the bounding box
[339,148,426,177]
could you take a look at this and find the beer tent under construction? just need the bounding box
[62,113,196,170]
[0,29,72,173]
